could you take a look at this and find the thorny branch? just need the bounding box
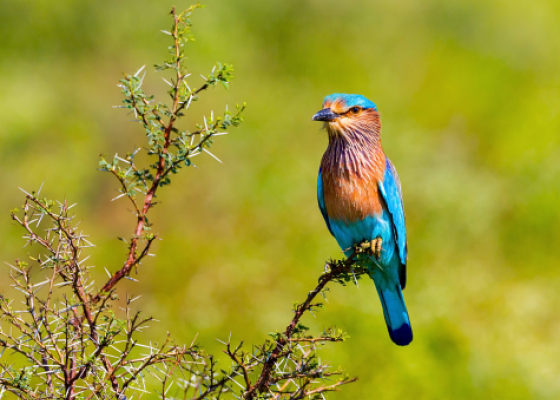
[2,190,368,399]
[92,5,244,303]
[0,4,368,400]
[244,247,367,399]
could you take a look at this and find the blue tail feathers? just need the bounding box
[377,285,413,346]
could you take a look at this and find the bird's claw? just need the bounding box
[357,238,382,259]
[373,237,382,260]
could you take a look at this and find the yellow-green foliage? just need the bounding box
[1,0,560,399]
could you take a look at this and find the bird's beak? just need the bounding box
[312,108,338,122]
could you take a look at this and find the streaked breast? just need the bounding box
[321,144,386,223]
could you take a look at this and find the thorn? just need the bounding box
[202,148,222,163]
[18,187,32,197]
[183,80,192,93]
[36,213,44,227]
[134,65,146,77]
[351,269,359,287]
[190,333,199,348]
[111,193,126,201]
[115,155,131,164]
[139,70,147,87]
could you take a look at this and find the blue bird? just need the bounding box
[313,93,412,346]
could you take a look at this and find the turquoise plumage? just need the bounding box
[313,94,412,346]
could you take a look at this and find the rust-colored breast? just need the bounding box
[321,147,386,223]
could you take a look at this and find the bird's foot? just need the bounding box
[373,237,382,260]
[358,238,382,260]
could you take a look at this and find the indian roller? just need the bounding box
[313,94,412,346]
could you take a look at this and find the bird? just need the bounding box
[313,93,412,346]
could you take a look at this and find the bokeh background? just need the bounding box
[2,0,560,398]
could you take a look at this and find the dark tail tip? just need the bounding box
[389,324,413,346]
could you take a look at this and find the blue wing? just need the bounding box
[317,168,334,236]
[378,157,408,285]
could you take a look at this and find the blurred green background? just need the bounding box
[2,0,560,398]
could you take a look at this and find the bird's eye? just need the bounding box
[350,106,361,114]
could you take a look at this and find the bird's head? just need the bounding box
[312,93,381,141]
